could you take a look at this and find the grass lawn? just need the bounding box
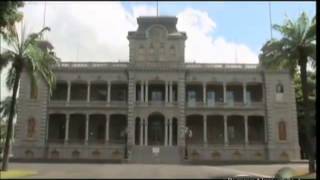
[0,169,37,179]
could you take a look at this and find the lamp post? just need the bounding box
[121,128,128,159]
[184,126,192,160]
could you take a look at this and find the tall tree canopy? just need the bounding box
[0,1,24,35]
[0,23,60,170]
[259,12,316,173]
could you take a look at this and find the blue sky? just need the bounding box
[123,1,316,54]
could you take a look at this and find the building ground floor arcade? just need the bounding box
[47,112,265,147]
[37,110,274,162]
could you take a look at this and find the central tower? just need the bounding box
[127,16,187,63]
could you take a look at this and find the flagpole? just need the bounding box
[268,2,273,39]
[43,1,47,29]
[156,1,159,16]
[42,1,47,40]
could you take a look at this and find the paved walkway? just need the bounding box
[8,162,308,178]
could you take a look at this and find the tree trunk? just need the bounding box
[299,58,315,173]
[1,68,21,171]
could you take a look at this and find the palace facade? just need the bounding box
[13,16,300,163]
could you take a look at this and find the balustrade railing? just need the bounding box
[184,63,259,70]
[54,62,129,68]
[53,61,259,70]
[47,139,125,145]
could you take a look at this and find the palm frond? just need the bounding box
[23,27,50,51]
[5,64,17,90]
[25,62,38,99]
[0,96,16,120]
[0,51,15,71]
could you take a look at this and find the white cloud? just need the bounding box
[19,2,258,63]
[177,8,258,64]
[1,2,259,100]
[131,5,157,18]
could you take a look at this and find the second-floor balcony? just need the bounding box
[186,82,264,109]
[49,80,264,109]
[50,81,128,107]
[135,80,178,107]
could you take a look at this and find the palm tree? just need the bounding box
[0,97,16,120]
[0,97,15,155]
[259,12,316,173]
[0,23,59,171]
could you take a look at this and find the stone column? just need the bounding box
[203,115,207,145]
[64,114,69,144]
[144,118,148,146]
[243,82,247,104]
[169,118,173,146]
[165,81,168,104]
[67,81,71,102]
[107,81,111,104]
[105,114,109,142]
[169,81,173,103]
[140,118,143,146]
[203,82,206,105]
[145,81,148,103]
[244,115,248,145]
[165,118,168,146]
[223,82,227,103]
[140,81,144,102]
[87,81,91,103]
[224,115,228,146]
[85,114,89,145]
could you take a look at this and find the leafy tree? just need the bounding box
[259,12,316,172]
[0,1,24,35]
[0,96,16,154]
[0,1,24,154]
[0,96,16,120]
[0,23,60,171]
[294,71,316,159]
[0,120,7,154]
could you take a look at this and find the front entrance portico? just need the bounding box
[148,113,165,146]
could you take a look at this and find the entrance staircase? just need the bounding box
[129,146,181,164]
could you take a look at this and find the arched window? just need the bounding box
[278,121,287,141]
[27,118,36,138]
[276,83,284,102]
[276,83,284,93]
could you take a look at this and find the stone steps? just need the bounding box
[130,146,181,164]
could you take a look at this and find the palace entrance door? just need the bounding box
[148,113,165,146]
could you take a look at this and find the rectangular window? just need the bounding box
[117,90,126,101]
[228,126,235,139]
[151,91,162,101]
[246,91,251,105]
[188,91,196,107]
[207,91,215,107]
[227,91,234,106]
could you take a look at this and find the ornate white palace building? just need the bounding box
[13,16,300,163]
